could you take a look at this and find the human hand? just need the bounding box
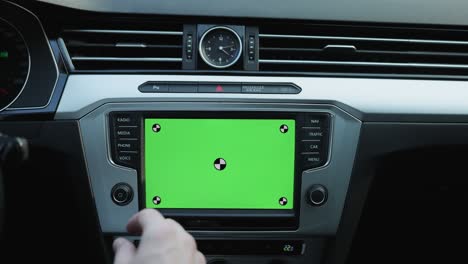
[113,209,206,264]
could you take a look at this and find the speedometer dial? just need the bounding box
[199,26,242,69]
[0,19,29,111]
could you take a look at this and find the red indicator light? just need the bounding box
[216,85,224,92]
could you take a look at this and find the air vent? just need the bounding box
[60,25,183,71]
[259,24,468,76]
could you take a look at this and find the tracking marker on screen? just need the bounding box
[279,197,288,206]
[280,124,289,133]
[152,124,161,133]
[153,196,162,205]
[214,158,227,171]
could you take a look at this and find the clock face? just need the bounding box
[199,26,242,69]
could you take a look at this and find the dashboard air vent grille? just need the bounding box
[259,24,468,76]
[61,25,183,71]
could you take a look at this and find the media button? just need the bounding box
[115,127,139,138]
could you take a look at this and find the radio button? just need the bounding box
[114,114,139,126]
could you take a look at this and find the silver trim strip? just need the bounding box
[57,37,75,71]
[5,1,60,111]
[63,29,183,36]
[72,57,183,62]
[259,33,468,45]
[259,59,468,69]
[55,74,468,120]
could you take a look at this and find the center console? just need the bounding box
[77,90,361,263]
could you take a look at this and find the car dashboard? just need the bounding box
[1,0,468,263]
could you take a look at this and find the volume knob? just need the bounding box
[307,185,328,206]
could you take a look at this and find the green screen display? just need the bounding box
[144,118,296,210]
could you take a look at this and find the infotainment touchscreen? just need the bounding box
[143,118,296,210]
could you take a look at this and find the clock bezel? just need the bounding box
[198,26,243,69]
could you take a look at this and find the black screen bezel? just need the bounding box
[138,111,304,230]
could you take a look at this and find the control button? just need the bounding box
[116,152,139,167]
[248,35,256,61]
[168,83,198,93]
[111,183,134,206]
[301,140,322,152]
[186,34,194,60]
[198,83,241,93]
[307,185,328,206]
[138,82,169,93]
[302,153,323,167]
[114,114,138,126]
[303,114,329,128]
[116,141,138,151]
[301,128,324,139]
[115,127,139,138]
[241,84,301,94]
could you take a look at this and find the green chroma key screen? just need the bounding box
[144,118,296,210]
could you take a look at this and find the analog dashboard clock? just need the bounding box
[199,26,242,69]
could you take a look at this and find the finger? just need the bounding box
[195,251,206,264]
[137,217,186,252]
[113,237,136,264]
[127,209,165,235]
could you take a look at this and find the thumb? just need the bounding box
[113,237,136,264]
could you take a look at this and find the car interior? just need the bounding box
[1,0,468,263]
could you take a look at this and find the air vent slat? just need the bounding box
[259,25,468,76]
[72,57,183,62]
[61,24,183,71]
[63,29,183,36]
